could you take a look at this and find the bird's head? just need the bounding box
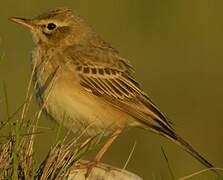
[10,8,93,47]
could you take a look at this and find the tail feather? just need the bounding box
[175,135,214,168]
[112,95,222,177]
[152,127,223,180]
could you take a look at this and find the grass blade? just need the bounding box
[161,147,175,180]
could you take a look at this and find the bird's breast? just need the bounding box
[31,47,140,136]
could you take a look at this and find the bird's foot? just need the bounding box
[75,160,99,178]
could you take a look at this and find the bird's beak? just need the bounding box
[9,17,34,30]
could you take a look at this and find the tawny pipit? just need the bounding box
[10,8,219,174]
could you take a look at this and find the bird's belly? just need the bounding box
[44,81,137,136]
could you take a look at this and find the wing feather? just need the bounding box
[64,45,173,129]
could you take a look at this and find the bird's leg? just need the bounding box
[85,128,123,177]
[94,128,123,162]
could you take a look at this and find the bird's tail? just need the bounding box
[118,94,222,177]
[173,134,213,168]
[157,126,222,178]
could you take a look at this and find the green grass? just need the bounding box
[161,147,175,180]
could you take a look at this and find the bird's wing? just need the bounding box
[64,45,218,173]
[64,45,173,131]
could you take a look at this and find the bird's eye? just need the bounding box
[47,23,56,30]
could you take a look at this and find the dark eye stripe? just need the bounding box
[43,31,52,36]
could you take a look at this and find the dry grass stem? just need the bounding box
[179,167,223,180]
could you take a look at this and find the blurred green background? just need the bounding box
[1,0,223,179]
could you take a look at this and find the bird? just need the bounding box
[10,7,220,177]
